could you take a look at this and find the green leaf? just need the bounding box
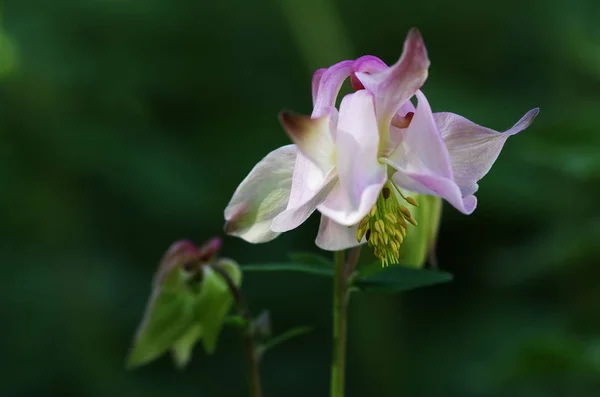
[224,315,248,328]
[287,252,332,268]
[242,263,334,278]
[353,263,452,293]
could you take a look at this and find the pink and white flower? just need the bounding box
[224,28,538,265]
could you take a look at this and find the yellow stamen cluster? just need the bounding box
[356,183,418,266]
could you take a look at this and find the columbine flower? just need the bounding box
[224,28,538,266]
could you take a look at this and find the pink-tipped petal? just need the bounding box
[312,60,353,118]
[355,28,430,126]
[392,171,478,214]
[279,110,335,173]
[224,145,297,243]
[311,68,326,105]
[435,108,539,196]
[318,91,387,226]
[315,215,364,251]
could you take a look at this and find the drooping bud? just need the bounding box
[127,238,241,369]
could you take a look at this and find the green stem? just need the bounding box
[330,247,361,397]
[212,265,262,397]
[331,250,347,397]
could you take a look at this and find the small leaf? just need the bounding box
[256,326,313,358]
[287,252,332,268]
[224,315,248,328]
[242,263,334,278]
[353,263,452,293]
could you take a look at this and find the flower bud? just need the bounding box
[127,238,242,369]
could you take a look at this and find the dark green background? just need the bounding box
[2,0,600,396]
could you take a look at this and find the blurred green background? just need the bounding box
[2,0,600,396]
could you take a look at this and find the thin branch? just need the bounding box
[211,264,263,397]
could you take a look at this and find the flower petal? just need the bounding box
[386,101,416,154]
[435,108,539,196]
[353,55,388,74]
[391,171,477,214]
[387,91,453,180]
[270,174,337,232]
[287,152,326,211]
[351,55,387,90]
[315,215,364,251]
[385,91,476,214]
[224,145,297,243]
[311,68,326,105]
[279,111,335,173]
[355,28,429,126]
[312,60,353,118]
[318,90,387,226]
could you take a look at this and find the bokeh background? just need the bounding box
[2,0,600,396]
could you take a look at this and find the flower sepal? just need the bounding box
[397,194,442,268]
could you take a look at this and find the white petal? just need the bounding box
[317,91,386,226]
[224,145,297,243]
[287,152,327,210]
[315,215,364,251]
[318,181,384,226]
[435,108,539,196]
[271,174,337,232]
[387,91,453,179]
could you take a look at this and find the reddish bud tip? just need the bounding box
[197,237,222,261]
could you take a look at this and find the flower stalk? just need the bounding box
[212,264,263,397]
[330,247,361,397]
[331,250,347,397]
